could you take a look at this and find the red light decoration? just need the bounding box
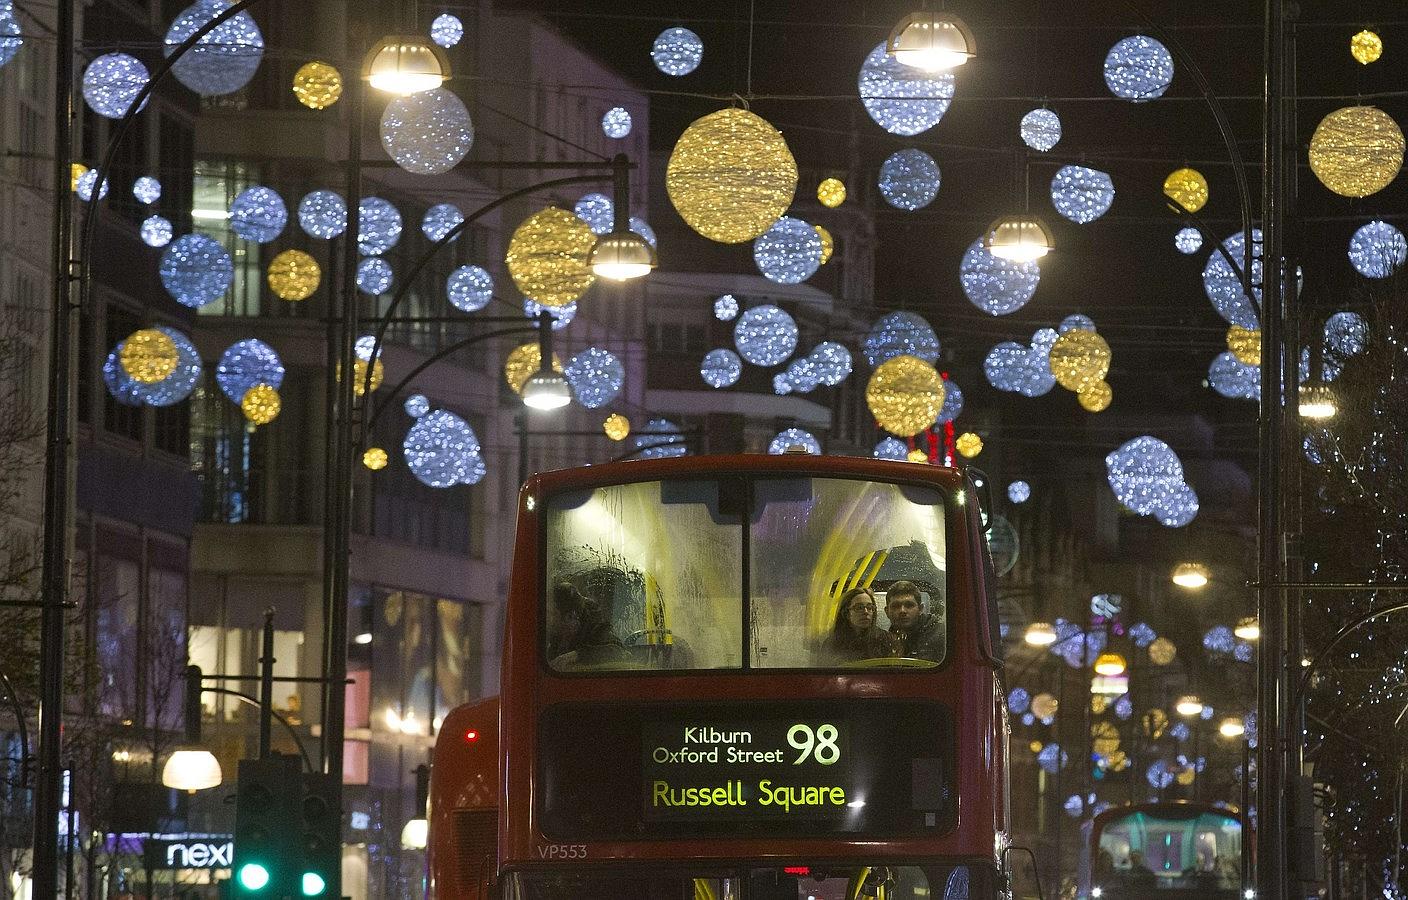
[465,729,479,743]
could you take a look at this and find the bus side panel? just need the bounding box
[501,486,543,868]
[430,698,500,899]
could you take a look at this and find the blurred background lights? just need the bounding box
[651,27,702,76]
[878,148,941,210]
[159,234,233,308]
[936,378,963,423]
[446,264,493,312]
[1007,481,1030,504]
[76,168,108,201]
[1020,108,1061,151]
[140,216,173,248]
[858,42,953,136]
[82,53,150,119]
[1348,219,1406,278]
[523,298,576,330]
[1051,165,1115,224]
[380,87,473,175]
[404,394,430,418]
[229,185,287,243]
[753,217,822,284]
[768,428,820,455]
[430,13,463,48]
[713,294,739,321]
[733,305,799,366]
[1103,34,1174,102]
[960,238,1041,316]
[0,4,21,69]
[422,203,464,242]
[629,216,657,247]
[601,106,632,138]
[163,0,265,97]
[873,437,908,461]
[700,348,742,388]
[635,417,687,459]
[132,176,162,204]
[298,190,347,238]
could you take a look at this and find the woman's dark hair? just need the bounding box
[832,586,876,636]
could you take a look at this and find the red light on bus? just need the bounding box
[465,729,479,743]
[783,867,810,876]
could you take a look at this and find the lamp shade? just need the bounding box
[1175,695,1205,717]
[1093,652,1127,676]
[1234,616,1260,641]
[363,35,450,95]
[886,11,975,71]
[984,215,1054,262]
[1025,622,1057,646]
[589,230,656,280]
[1171,562,1210,589]
[400,817,428,850]
[161,748,223,791]
[522,370,571,410]
[1298,383,1336,419]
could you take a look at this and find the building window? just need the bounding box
[193,159,262,317]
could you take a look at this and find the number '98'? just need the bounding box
[787,724,840,765]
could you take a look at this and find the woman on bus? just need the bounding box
[822,586,899,663]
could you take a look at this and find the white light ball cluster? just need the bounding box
[1203,230,1262,329]
[984,329,1057,397]
[1059,314,1095,333]
[430,13,463,48]
[857,42,953,136]
[0,5,21,69]
[564,347,624,409]
[133,176,162,204]
[878,149,941,211]
[358,197,402,255]
[104,326,201,407]
[602,107,632,138]
[630,216,656,247]
[1348,219,1406,278]
[215,338,284,403]
[1008,481,1031,503]
[82,53,150,119]
[380,88,473,176]
[140,216,173,248]
[1104,435,1199,526]
[1051,165,1114,224]
[524,298,576,330]
[768,428,820,455]
[874,437,908,460]
[651,27,702,76]
[76,169,108,202]
[447,265,493,313]
[1175,227,1203,254]
[753,217,822,284]
[863,311,940,366]
[298,190,346,238]
[960,238,1040,316]
[229,185,287,243]
[635,417,687,459]
[404,409,484,488]
[734,305,799,366]
[700,348,742,388]
[1208,351,1259,400]
[573,192,614,236]
[936,378,963,423]
[159,233,233,308]
[422,203,464,242]
[163,0,264,97]
[1020,108,1061,151]
[808,342,852,386]
[713,294,739,321]
[1104,35,1174,102]
[357,258,393,295]
[404,394,430,418]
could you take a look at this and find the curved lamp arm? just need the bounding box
[201,685,315,773]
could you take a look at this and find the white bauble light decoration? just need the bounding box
[133,176,162,204]
[878,148,941,210]
[651,27,702,76]
[960,238,1040,316]
[140,215,173,248]
[863,311,940,367]
[769,428,820,455]
[573,192,614,236]
[380,87,473,176]
[1348,219,1407,278]
[602,107,632,139]
[1174,226,1203,254]
[82,53,150,119]
[1103,34,1173,102]
[733,305,799,366]
[1202,229,1262,329]
[421,203,464,242]
[447,265,493,313]
[753,217,822,285]
[1020,108,1061,151]
[1051,165,1115,224]
[430,13,463,48]
[163,0,264,97]
[298,190,346,239]
[228,185,287,243]
[564,347,624,409]
[700,348,742,389]
[857,42,953,136]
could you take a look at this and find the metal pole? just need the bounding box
[259,609,275,759]
[34,0,76,886]
[1257,0,1288,895]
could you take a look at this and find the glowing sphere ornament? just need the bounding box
[267,249,321,301]
[936,378,963,423]
[291,60,341,109]
[1203,229,1262,329]
[142,327,201,407]
[769,428,820,455]
[358,197,403,256]
[1308,106,1404,198]
[163,0,265,97]
[505,207,596,307]
[564,347,624,409]
[298,190,346,238]
[1103,35,1173,102]
[1209,351,1260,400]
[630,217,657,248]
[421,203,463,242]
[1227,325,1261,366]
[960,238,1040,316]
[82,53,150,119]
[1008,481,1030,504]
[666,108,797,244]
[380,87,473,176]
[430,13,463,48]
[447,265,493,313]
[75,169,108,202]
[160,234,233,308]
[229,186,286,243]
[874,437,908,461]
[363,447,389,470]
[1349,219,1406,278]
[1020,108,1061,151]
[1051,165,1114,224]
[753,216,822,284]
[809,342,852,386]
[1078,381,1112,412]
[0,5,20,69]
[104,350,144,406]
[700,348,742,388]
[817,177,846,207]
[1325,310,1369,358]
[1038,744,1068,774]
[651,27,702,76]
[133,176,161,204]
[956,432,983,458]
[878,149,940,211]
[1351,29,1383,65]
[119,329,178,384]
[573,192,614,236]
[140,216,173,248]
[1048,329,1111,393]
[1175,227,1203,254]
[601,106,632,139]
[241,383,281,425]
[858,42,953,136]
[733,305,799,367]
[356,257,393,296]
[404,409,482,488]
[524,298,575,330]
[1163,167,1208,213]
[773,374,792,395]
[503,343,562,394]
[785,357,820,394]
[1059,314,1095,333]
[866,355,944,438]
[347,359,384,396]
[1105,436,1189,518]
[864,311,940,366]
[217,339,284,403]
[603,414,630,441]
[635,418,687,459]
[713,294,739,321]
[404,394,430,418]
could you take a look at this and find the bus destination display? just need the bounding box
[643,720,850,821]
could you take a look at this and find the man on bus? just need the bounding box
[884,580,944,661]
[548,581,627,667]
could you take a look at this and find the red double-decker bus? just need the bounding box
[430,454,1009,899]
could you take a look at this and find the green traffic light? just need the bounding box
[301,872,327,896]
[237,862,271,891]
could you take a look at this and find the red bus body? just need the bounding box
[431,455,1010,898]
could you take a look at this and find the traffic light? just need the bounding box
[296,771,340,897]
[233,755,300,896]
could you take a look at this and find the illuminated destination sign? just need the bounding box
[643,720,851,820]
[538,700,953,840]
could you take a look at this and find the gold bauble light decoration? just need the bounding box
[1091,694,1110,715]
[1308,105,1404,198]
[119,328,179,384]
[504,207,597,307]
[1148,636,1177,666]
[70,163,89,192]
[1163,167,1209,214]
[1077,380,1112,413]
[603,413,630,441]
[241,383,281,425]
[363,447,389,470]
[1176,766,1196,786]
[1031,692,1058,720]
[666,107,798,244]
[292,60,343,109]
[1028,740,1042,755]
[267,249,321,301]
[815,224,834,265]
[865,354,944,438]
[956,432,983,458]
[1142,708,1168,739]
[1227,325,1261,366]
[337,359,386,397]
[817,177,847,208]
[503,342,564,394]
[1049,329,1111,393]
[1092,721,1120,756]
[1351,30,1383,65]
[906,448,929,464]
